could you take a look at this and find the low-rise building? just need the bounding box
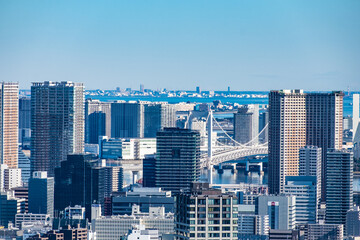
[92,205,174,240]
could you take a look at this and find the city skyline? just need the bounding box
[1,1,360,91]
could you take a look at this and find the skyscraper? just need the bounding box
[234,104,259,145]
[0,82,19,169]
[85,99,111,144]
[299,146,321,209]
[111,101,144,138]
[305,92,344,200]
[54,154,123,219]
[259,110,269,143]
[268,90,343,196]
[19,97,31,147]
[325,149,353,226]
[28,171,54,217]
[31,81,84,176]
[155,128,200,193]
[144,103,176,138]
[268,90,306,194]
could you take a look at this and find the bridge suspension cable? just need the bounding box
[211,112,268,148]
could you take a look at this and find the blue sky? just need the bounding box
[0,0,359,91]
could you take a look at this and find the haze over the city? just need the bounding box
[1,0,359,91]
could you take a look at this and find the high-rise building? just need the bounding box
[13,187,28,213]
[31,81,84,176]
[305,92,344,200]
[144,103,176,138]
[268,90,306,194]
[4,167,22,190]
[18,149,31,184]
[111,101,144,138]
[299,146,321,208]
[176,183,238,240]
[259,110,269,143]
[234,105,259,145]
[325,149,353,226]
[0,82,19,169]
[0,191,25,228]
[143,154,156,188]
[155,128,200,193]
[284,176,317,224]
[28,171,54,217]
[256,195,296,230]
[346,206,360,237]
[268,90,343,196]
[54,154,123,220]
[0,164,22,191]
[85,99,111,144]
[19,97,31,147]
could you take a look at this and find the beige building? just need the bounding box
[268,90,343,197]
[0,82,19,169]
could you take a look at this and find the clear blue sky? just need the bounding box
[0,0,359,91]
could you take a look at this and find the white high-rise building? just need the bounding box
[4,168,22,190]
[299,146,321,210]
[0,164,22,191]
[284,176,318,224]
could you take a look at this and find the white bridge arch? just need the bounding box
[199,110,268,172]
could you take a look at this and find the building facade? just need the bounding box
[256,195,296,230]
[155,128,200,193]
[85,99,111,144]
[325,149,353,225]
[111,101,144,138]
[268,90,343,196]
[31,81,84,176]
[233,105,259,145]
[144,103,176,138]
[284,176,317,224]
[0,82,19,169]
[175,183,238,240]
[28,171,54,217]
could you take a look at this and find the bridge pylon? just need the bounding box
[208,110,213,184]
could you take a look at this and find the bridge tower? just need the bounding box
[208,110,213,184]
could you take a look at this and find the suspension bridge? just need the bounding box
[199,110,268,184]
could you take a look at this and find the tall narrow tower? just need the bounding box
[0,82,19,168]
[268,90,306,194]
[31,81,84,176]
